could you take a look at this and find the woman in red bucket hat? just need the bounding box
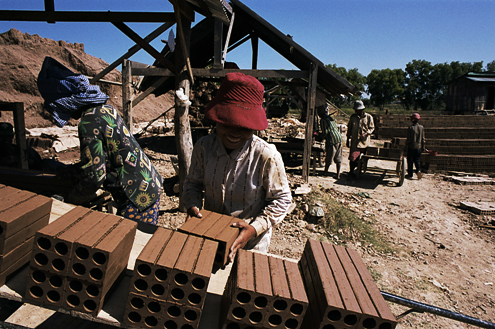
[181,73,292,263]
[405,113,426,179]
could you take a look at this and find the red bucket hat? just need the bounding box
[205,72,268,131]
[411,113,421,120]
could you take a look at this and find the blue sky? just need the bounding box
[1,0,494,77]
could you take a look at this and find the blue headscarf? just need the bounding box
[37,57,109,127]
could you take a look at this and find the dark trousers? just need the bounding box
[407,148,422,176]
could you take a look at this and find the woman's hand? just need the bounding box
[186,206,202,221]
[229,221,256,263]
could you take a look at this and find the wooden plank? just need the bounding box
[0,10,176,22]
[4,303,56,328]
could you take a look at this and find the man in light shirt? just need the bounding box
[181,72,292,263]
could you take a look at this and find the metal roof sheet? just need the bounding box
[467,77,495,83]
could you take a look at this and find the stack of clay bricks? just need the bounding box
[375,115,495,173]
[123,227,218,329]
[178,210,240,271]
[25,206,137,316]
[299,239,397,329]
[0,184,52,286]
[221,249,308,329]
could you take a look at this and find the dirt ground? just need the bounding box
[50,117,495,329]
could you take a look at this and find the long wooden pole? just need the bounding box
[302,62,318,182]
[173,2,193,211]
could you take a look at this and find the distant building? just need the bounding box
[446,72,495,114]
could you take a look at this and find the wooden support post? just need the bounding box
[251,33,258,70]
[302,62,318,182]
[213,18,223,69]
[0,102,29,170]
[122,59,133,130]
[174,7,194,211]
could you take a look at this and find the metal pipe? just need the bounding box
[381,291,495,329]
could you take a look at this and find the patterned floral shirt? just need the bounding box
[69,104,162,211]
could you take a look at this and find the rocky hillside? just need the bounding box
[0,28,174,129]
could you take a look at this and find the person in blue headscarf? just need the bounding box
[37,57,163,225]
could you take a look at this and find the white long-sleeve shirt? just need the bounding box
[181,134,292,252]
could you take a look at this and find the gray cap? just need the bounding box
[353,100,365,110]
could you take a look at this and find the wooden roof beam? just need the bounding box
[112,22,176,72]
[91,22,174,83]
[0,10,175,22]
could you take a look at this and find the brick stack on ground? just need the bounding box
[25,206,137,315]
[0,184,52,286]
[123,227,218,329]
[299,239,397,329]
[178,210,240,272]
[375,114,495,173]
[221,249,308,329]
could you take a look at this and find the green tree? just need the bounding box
[404,60,433,111]
[366,68,405,110]
[486,60,495,72]
[326,64,366,106]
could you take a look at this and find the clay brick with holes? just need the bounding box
[25,269,66,307]
[178,210,240,271]
[25,207,137,316]
[129,228,216,306]
[30,206,94,275]
[299,239,397,329]
[62,217,137,315]
[125,228,217,329]
[123,293,202,329]
[0,185,52,256]
[0,185,52,286]
[68,215,136,285]
[220,249,308,329]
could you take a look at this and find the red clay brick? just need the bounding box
[125,228,216,329]
[222,250,308,329]
[0,194,52,255]
[178,210,240,270]
[25,269,66,307]
[299,239,397,329]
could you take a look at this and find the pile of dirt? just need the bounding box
[0,28,174,129]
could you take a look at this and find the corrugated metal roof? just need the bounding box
[467,77,495,83]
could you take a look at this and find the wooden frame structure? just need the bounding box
[0,0,360,185]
